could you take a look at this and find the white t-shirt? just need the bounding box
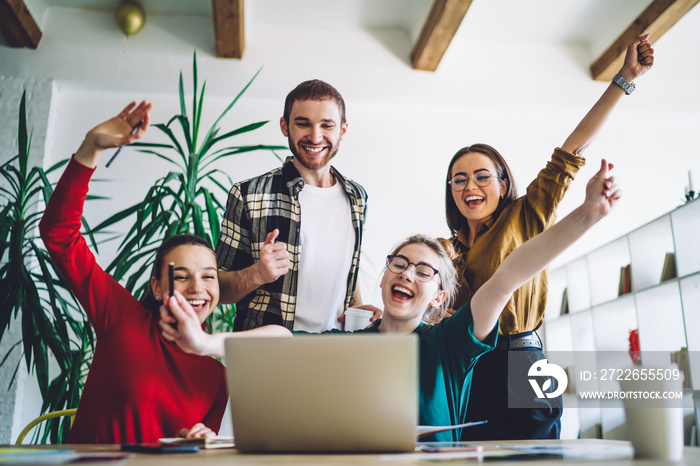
[294,182,354,332]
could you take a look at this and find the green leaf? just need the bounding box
[192,50,198,121]
[179,71,187,119]
[44,158,70,175]
[208,120,270,145]
[203,188,220,244]
[88,203,143,234]
[200,121,270,158]
[129,142,175,149]
[175,115,194,156]
[18,91,28,178]
[208,144,288,158]
[271,150,284,162]
[199,67,264,154]
[193,81,206,153]
[202,145,288,170]
[153,122,186,160]
[135,149,184,170]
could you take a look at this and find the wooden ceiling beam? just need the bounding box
[0,0,42,48]
[410,0,473,71]
[212,0,245,59]
[591,0,700,81]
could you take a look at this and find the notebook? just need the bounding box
[224,333,418,452]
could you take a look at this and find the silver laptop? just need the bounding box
[224,333,418,452]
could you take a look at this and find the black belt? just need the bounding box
[495,331,542,351]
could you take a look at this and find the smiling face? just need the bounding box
[380,243,446,327]
[151,244,219,324]
[280,99,348,174]
[450,152,508,231]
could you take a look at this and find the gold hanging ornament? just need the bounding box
[114,1,146,37]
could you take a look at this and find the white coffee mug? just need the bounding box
[618,365,684,460]
[344,308,373,332]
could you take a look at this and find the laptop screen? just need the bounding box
[225,333,418,452]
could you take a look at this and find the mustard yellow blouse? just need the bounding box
[450,147,585,335]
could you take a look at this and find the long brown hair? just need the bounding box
[444,144,519,236]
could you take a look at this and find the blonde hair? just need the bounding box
[388,234,458,324]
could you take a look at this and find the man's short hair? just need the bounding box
[283,79,346,125]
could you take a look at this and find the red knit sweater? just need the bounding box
[39,157,227,443]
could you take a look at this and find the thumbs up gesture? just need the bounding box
[254,229,291,285]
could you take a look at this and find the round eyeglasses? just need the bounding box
[386,255,439,282]
[448,170,499,192]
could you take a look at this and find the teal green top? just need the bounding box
[313,302,498,441]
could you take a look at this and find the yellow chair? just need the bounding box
[15,409,77,445]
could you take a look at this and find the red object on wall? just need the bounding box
[629,329,641,365]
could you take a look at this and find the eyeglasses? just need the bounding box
[448,170,499,191]
[386,255,440,283]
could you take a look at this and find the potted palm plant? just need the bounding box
[1,55,282,445]
[0,91,96,443]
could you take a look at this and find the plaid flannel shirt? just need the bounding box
[216,157,368,331]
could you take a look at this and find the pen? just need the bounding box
[105,121,142,168]
[168,262,175,299]
[167,262,177,328]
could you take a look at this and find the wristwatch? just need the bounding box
[612,74,635,95]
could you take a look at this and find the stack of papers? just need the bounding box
[158,436,235,449]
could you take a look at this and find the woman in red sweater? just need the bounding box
[39,101,228,443]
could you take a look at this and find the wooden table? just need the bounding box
[4,439,700,465]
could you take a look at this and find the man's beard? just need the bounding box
[288,136,340,171]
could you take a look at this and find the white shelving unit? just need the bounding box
[543,197,700,442]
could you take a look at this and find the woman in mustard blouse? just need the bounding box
[444,35,654,440]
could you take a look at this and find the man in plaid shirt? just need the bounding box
[216,80,377,332]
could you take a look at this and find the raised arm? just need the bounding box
[39,101,152,330]
[560,35,653,155]
[471,159,621,340]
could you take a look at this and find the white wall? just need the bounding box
[2,5,700,442]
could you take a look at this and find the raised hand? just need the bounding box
[560,35,654,155]
[583,159,622,223]
[621,34,654,81]
[254,229,291,285]
[159,290,211,356]
[75,100,152,168]
[159,289,293,358]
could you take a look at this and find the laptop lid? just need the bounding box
[225,333,418,453]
